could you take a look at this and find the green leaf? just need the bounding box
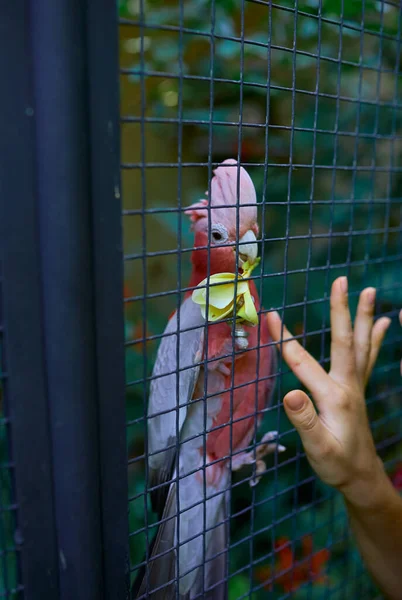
[229,575,251,599]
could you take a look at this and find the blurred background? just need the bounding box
[120,0,402,598]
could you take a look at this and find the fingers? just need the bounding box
[283,390,329,456]
[267,311,331,404]
[329,277,356,383]
[365,316,392,386]
[354,287,376,385]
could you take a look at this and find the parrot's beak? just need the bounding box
[238,230,258,267]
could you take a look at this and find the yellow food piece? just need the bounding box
[192,260,260,325]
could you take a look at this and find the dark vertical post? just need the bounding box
[30,2,103,599]
[0,2,59,599]
[87,2,130,599]
[1,1,128,597]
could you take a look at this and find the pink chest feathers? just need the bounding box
[192,319,274,464]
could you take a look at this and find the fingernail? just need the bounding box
[285,394,305,412]
[340,276,348,294]
[366,288,376,305]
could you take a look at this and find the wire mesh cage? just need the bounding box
[120,0,402,598]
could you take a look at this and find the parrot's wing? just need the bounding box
[147,296,205,514]
[133,486,177,600]
[191,491,229,600]
[173,395,230,597]
[134,464,229,600]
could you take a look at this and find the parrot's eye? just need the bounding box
[211,224,228,244]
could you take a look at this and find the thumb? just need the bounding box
[283,390,326,454]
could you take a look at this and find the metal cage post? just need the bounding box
[0,3,59,598]
[0,1,129,599]
[87,1,131,598]
[31,2,103,597]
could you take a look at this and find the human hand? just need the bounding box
[266,277,392,508]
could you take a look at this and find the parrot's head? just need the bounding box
[186,159,259,281]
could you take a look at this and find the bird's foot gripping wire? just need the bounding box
[231,431,286,487]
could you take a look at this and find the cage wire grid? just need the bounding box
[119,0,402,599]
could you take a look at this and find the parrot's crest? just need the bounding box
[186,159,258,235]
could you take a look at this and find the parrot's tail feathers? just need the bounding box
[204,504,229,600]
[149,445,176,518]
[130,532,157,599]
[191,495,229,600]
[134,488,177,600]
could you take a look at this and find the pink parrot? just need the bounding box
[134,160,281,599]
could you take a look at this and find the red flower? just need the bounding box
[124,283,133,300]
[391,464,402,492]
[255,535,330,593]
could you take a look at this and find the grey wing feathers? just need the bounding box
[135,488,177,600]
[191,494,229,600]
[147,296,205,514]
[135,483,229,600]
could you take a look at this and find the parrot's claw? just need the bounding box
[257,431,287,458]
[231,451,255,471]
[249,460,267,487]
[231,430,286,486]
[218,363,231,376]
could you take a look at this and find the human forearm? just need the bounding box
[343,470,402,600]
[267,279,401,596]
